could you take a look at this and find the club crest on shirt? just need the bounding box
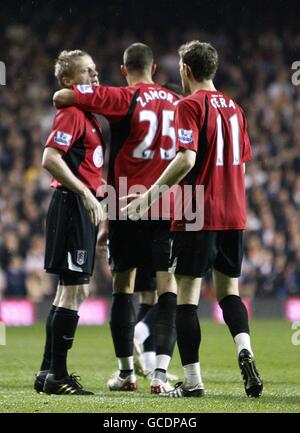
[178,128,193,144]
[77,84,93,94]
[54,130,72,146]
[76,250,87,266]
[93,145,104,168]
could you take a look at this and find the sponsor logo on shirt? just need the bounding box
[54,131,72,146]
[77,84,93,94]
[93,145,104,168]
[178,129,193,144]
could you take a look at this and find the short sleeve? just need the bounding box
[175,98,200,153]
[240,110,252,162]
[73,84,135,122]
[45,108,84,153]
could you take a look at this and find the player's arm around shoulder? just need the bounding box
[54,84,134,122]
[53,89,75,108]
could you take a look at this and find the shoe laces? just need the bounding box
[174,381,200,391]
[68,373,83,390]
[166,381,184,397]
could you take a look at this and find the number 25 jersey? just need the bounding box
[73,83,180,196]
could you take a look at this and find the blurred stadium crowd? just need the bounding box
[1,2,300,301]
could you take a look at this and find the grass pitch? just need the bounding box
[0,320,299,413]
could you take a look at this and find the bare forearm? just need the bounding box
[147,150,195,203]
[43,152,88,197]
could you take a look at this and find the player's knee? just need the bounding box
[112,270,135,294]
[213,269,239,302]
[76,285,89,304]
[139,290,157,305]
[57,272,90,310]
[53,285,62,306]
[156,272,177,296]
[113,286,132,295]
[177,288,199,305]
[176,275,201,305]
[215,281,239,302]
[57,287,77,310]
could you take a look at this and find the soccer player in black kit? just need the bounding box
[34,50,104,395]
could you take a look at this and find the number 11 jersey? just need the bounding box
[173,89,252,231]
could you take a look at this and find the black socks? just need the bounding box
[40,305,56,371]
[137,303,152,322]
[110,294,136,357]
[50,307,79,379]
[219,295,249,338]
[155,292,177,357]
[176,304,200,366]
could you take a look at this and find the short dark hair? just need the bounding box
[179,41,218,82]
[123,43,153,73]
[54,50,89,86]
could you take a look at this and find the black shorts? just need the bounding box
[170,230,244,278]
[44,188,98,276]
[134,267,156,292]
[108,220,171,273]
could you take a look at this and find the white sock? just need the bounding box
[234,332,253,357]
[134,322,150,345]
[183,362,204,388]
[117,356,134,371]
[156,354,171,371]
[142,351,156,372]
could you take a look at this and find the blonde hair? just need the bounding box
[54,50,88,87]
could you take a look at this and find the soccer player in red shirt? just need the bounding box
[123,41,263,398]
[34,50,104,395]
[54,43,180,393]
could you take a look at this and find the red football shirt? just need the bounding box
[172,89,252,231]
[73,83,180,217]
[45,106,105,195]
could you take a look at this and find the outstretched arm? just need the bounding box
[54,85,135,121]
